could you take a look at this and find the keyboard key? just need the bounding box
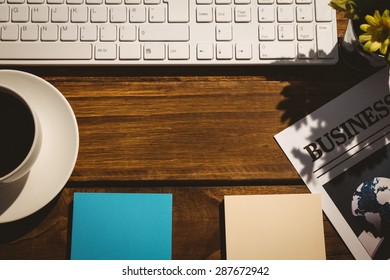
[149,6,166,23]
[100,25,117,41]
[197,43,213,60]
[216,6,232,23]
[216,25,233,41]
[11,6,29,22]
[71,7,88,23]
[235,6,251,22]
[0,6,9,22]
[259,42,295,59]
[144,0,160,4]
[139,24,189,42]
[259,24,275,41]
[144,43,165,60]
[216,43,233,60]
[31,6,49,23]
[125,0,141,3]
[278,24,294,41]
[315,0,332,22]
[168,43,190,60]
[21,24,39,41]
[298,41,315,59]
[119,25,136,41]
[316,24,334,58]
[67,0,83,4]
[297,24,314,40]
[60,25,78,41]
[296,5,313,22]
[277,6,293,22]
[0,42,92,59]
[110,7,127,23]
[90,7,108,23]
[235,42,252,60]
[119,43,141,60]
[197,6,213,22]
[41,25,58,41]
[80,25,98,41]
[51,7,69,23]
[258,6,275,22]
[258,0,274,3]
[163,0,189,23]
[129,6,146,23]
[1,24,19,40]
[95,43,117,59]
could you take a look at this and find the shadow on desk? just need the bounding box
[0,192,61,244]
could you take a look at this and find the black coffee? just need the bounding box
[0,87,35,178]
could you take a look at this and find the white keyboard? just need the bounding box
[0,0,338,65]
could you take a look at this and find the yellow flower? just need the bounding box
[329,0,359,19]
[359,9,390,57]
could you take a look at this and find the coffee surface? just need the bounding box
[0,89,35,178]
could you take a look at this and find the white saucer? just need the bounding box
[0,70,79,223]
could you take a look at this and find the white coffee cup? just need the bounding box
[0,85,42,184]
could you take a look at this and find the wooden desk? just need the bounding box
[0,16,369,260]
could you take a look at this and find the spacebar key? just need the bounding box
[0,43,92,60]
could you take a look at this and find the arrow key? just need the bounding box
[216,25,232,41]
[197,43,213,60]
[216,43,233,60]
[235,43,252,60]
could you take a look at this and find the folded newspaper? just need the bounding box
[275,66,390,260]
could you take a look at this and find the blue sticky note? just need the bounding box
[70,193,172,260]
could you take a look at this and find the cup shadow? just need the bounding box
[0,190,61,246]
[0,172,29,215]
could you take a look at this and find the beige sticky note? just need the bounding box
[224,194,326,260]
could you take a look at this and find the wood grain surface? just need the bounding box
[0,15,366,260]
